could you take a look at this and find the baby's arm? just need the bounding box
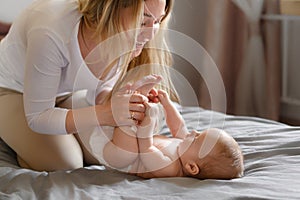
[103,126,139,169]
[158,90,189,139]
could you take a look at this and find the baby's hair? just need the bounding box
[194,129,244,179]
[198,128,221,159]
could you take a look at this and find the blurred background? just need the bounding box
[170,0,300,126]
[1,0,300,125]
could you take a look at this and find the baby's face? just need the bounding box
[178,129,224,163]
[177,131,204,161]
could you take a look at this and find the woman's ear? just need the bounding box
[184,162,200,175]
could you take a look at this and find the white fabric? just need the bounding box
[0,0,121,134]
[231,0,266,117]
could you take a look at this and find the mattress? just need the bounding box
[1,106,300,199]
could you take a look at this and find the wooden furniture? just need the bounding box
[0,22,11,40]
[281,0,300,15]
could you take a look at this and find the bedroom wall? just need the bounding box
[285,21,300,100]
[280,20,300,123]
[0,0,34,23]
[169,0,208,106]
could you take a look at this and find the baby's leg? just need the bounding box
[158,90,187,138]
[103,101,159,170]
[136,102,158,151]
[103,127,139,170]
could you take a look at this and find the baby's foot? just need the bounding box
[132,75,162,96]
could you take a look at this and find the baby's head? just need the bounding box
[178,128,244,179]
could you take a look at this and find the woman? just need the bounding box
[0,0,177,171]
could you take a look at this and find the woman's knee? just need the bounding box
[0,90,84,172]
[29,136,84,171]
[13,133,84,172]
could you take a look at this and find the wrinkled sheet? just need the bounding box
[1,106,300,200]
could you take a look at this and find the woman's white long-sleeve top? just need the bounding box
[0,0,121,134]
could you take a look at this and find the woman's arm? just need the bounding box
[24,27,139,135]
[23,29,117,135]
[23,28,71,134]
[65,103,114,134]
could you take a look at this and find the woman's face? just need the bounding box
[121,0,167,58]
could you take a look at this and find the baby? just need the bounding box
[85,76,244,179]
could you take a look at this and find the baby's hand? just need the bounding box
[148,88,159,103]
[157,89,172,106]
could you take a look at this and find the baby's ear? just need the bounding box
[184,162,200,176]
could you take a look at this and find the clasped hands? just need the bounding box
[110,74,162,127]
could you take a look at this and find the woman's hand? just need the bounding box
[111,83,147,126]
[96,75,162,127]
[111,75,162,126]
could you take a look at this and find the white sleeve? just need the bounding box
[23,28,69,135]
[86,72,121,105]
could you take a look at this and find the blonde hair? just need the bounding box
[77,0,179,102]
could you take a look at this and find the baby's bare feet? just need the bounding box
[132,75,162,96]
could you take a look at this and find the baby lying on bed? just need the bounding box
[88,76,244,179]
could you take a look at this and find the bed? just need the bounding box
[1,105,300,199]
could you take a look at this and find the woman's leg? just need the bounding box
[0,89,83,171]
[57,90,100,165]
